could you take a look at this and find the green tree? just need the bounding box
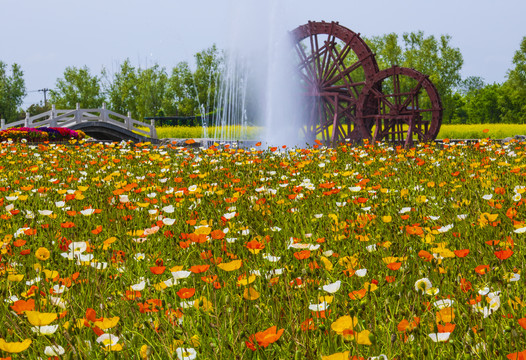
[500,36,526,123]
[366,33,403,69]
[135,64,169,120]
[102,60,139,116]
[464,83,502,123]
[401,32,463,122]
[50,66,105,109]
[0,61,26,123]
[168,45,223,117]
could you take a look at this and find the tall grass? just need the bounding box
[155,125,263,139]
[436,124,526,139]
[145,124,526,141]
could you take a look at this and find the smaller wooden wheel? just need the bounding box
[356,66,442,147]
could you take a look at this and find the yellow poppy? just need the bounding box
[25,311,57,326]
[217,260,242,271]
[0,338,32,353]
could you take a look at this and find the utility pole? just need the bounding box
[38,88,50,106]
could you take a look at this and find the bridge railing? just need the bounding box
[0,103,157,139]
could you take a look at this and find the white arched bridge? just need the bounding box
[1,104,159,143]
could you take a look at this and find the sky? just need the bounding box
[1,0,525,108]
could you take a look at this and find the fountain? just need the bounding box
[209,0,304,148]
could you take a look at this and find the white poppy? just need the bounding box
[428,332,451,342]
[414,278,432,293]
[31,324,59,335]
[355,269,368,277]
[171,271,192,280]
[308,301,329,311]
[80,208,96,216]
[175,347,197,360]
[44,345,65,356]
[162,205,175,213]
[322,280,341,294]
[162,218,176,226]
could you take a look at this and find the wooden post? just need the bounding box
[101,103,106,122]
[50,104,56,127]
[25,112,30,127]
[150,119,157,139]
[127,112,132,130]
[0,119,4,130]
[75,103,80,123]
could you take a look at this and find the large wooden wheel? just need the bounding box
[290,21,379,145]
[356,66,442,147]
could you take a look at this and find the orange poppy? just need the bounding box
[437,323,456,333]
[506,349,526,360]
[253,326,284,348]
[185,139,196,145]
[245,240,265,253]
[474,265,490,275]
[495,249,514,260]
[300,318,316,331]
[91,225,103,235]
[460,278,472,292]
[348,289,367,300]
[387,262,402,271]
[418,250,433,262]
[397,317,420,332]
[176,287,196,299]
[149,266,166,275]
[518,318,526,330]
[10,299,35,314]
[201,275,218,283]
[210,230,225,240]
[294,250,311,260]
[12,239,26,247]
[454,249,470,258]
[23,228,36,236]
[189,264,210,273]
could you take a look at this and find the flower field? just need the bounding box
[2,138,526,359]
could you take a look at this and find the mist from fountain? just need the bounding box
[210,0,304,147]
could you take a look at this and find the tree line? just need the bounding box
[0,34,525,124]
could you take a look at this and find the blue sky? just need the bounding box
[1,0,525,107]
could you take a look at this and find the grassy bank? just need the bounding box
[148,124,526,141]
[437,124,526,139]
